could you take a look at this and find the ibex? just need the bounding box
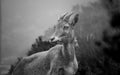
[11,12,79,75]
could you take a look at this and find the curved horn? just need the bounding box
[59,12,68,20]
[64,12,73,22]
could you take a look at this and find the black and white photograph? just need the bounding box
[0,0,120,75]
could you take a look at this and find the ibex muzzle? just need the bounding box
[50,34,61,42]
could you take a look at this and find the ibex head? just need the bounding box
[50,12,79,46]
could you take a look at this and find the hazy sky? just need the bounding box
[1,0,97,61]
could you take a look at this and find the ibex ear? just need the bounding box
[69,13,79,26]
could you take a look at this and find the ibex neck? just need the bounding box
[63,42,75,61]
